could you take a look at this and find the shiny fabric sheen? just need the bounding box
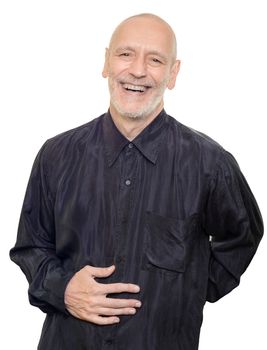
[10,110,263,350]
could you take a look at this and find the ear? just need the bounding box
[167,60,181,90]
[102,48,110,78]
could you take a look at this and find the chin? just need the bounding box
[117,105,155,120]
[111,98,163,121]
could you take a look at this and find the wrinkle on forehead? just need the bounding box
[108,13,177,63]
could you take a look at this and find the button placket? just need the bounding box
[124,143,134,186]
[115,144,137,274]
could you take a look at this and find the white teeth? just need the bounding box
[123,84,146,92]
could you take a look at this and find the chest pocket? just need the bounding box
[142,211,198,275]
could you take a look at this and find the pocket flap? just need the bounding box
[144,212,196,273]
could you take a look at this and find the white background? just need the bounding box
[1,0,266,349]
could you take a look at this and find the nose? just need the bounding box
[128,56,147,78]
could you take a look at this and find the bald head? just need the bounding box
[108,13,177,63]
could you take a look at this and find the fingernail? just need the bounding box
[129,309,136,314]
[134,285,140,292]
[135,301,142,308]
[114,318,120,323]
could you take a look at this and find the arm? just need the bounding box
[10,143,141,322]
[10,143,74,313]
[204,151,263,302]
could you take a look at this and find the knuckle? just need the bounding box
[90,284,100,295]
[98,317,109,325]
[110,283,120,293]
[87,296,96,308]
[101,308,111,316]
[125,308,136,315]
[89,285,96,295]
[126,283,133,291]
[115,300,125,308]
[116,283,124,292]
[126,300,135,307]
[84,265,91,272]
[91,316,101,325]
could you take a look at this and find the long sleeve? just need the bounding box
[205,150,263,302]
[10,143,74,314]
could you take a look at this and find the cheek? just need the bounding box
[108,61,130,78]
[150,68,171,85]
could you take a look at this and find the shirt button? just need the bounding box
[105,339,113,345]
[125,179,131,186]
[128,143,134,148]
[117,255,125,263]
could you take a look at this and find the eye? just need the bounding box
[149,57,163,66]
[117,52,133,61]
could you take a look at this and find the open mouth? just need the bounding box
[121,83,151,93]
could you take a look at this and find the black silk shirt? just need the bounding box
[10,110,263,350]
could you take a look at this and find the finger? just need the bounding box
[67,307,121,325]
[98,307,137,316]
[102,283,140,295]
[90,315,120,326]
[101,298,142,309]
[86,265,115,279]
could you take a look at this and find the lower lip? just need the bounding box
[121,85,149,96]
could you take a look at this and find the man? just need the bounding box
[10,13,263,350]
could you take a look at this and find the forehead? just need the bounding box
[110,17,174,57]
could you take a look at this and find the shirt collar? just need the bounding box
[103,109,168,167]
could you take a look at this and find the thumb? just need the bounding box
[87,265,115,279]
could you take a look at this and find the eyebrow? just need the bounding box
[114,46,168,61]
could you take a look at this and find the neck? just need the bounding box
[109,103,164,141]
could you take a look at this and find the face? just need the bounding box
[102,17,180,120]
